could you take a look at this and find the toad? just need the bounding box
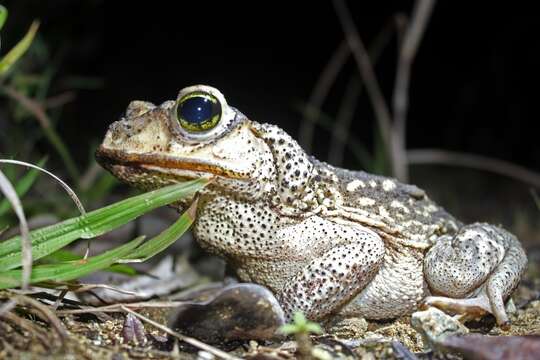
[96,85,527,327]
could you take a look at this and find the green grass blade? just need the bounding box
[0,21,39,76]
[121,202,196,262]
[40,248,81,262]
[0,157,46,217]
[41,248,138,276]
[0,236,145,289]
[0,5,7,31]
[106,263,138,276]
[0,197,197,289]
[0,179,206,271]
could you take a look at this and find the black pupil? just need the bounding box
[179,96,219,124]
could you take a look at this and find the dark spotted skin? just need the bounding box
[97,85,527,325]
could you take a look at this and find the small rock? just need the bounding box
[505,298,517,314]
[317,336,357,359]
[197,350,216,360]
[411,307,468,350]
[169,283,285,343]
[311,347,334,360]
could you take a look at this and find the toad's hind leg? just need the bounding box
[423,223,527,327]
[278,230,385,321]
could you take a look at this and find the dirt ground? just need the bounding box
[1,247,539,360]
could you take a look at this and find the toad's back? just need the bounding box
[312,160,460,247]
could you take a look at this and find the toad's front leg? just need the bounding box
[423,223,527,327]
[278,227,385,321]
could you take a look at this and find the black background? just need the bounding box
[1,0,538,173]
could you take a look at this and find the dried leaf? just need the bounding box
[122,312,147,345]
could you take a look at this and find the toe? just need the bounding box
[486,281,510,326]
[423,295,490,318]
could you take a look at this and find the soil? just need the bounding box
[1,249,539,360]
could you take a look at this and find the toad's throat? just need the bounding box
[95,146,249,180]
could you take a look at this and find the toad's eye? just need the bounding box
[176,92,222,132]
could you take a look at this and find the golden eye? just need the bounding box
[176,92,222,132]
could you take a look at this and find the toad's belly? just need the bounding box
[340,244,428,319]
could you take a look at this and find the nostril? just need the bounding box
[109,121,132,142]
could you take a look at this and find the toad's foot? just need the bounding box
[424,223,527,327]
[421,293,497,325]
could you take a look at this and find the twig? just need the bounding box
[32,280,146,297]
[43,91,76,109]
[52,289,68,310]
[1,85,51,128]
[299,103,373,168]
[328,19,395,166]
[0,159,86,215]
[401,1,436,62]
[299,40,350,152]
[0,85,80,181]
[15,294,68,341]
[392,0,437,181]
[407,149,540,188]
[394,14,409,47]
[79,162,104,191]
[78,165,101,257]
[531,189,540,209]
[55,300,188,315]
[61,283,143,296]
[0,299,17,316]
[121,306,242,360]
[0,311,51,347]
[13,290,84,307]
[0,170,31,289]
[328,78,360,166]
[333,0,394,164]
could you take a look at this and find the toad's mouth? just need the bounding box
[95,146,250,180]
